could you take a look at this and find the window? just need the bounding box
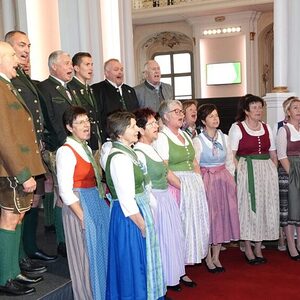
[153,52,193,99]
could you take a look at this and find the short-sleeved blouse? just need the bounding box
[228,121,276,152]
[276,123,300,160]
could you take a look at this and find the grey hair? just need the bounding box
[48,50,67,69]
[106,111,135,141]
[158,100,182,124]
[104,58,120,72]
[143,60,154,72]
[143,59,157,79]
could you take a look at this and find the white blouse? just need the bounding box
[56,137,91,206]
[276,123,300,160]
[228,121,276,152]
[134,142,162,168]
[153,125,193,161]
[108,149,140,217]
[100,140,112,170]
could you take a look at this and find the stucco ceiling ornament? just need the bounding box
[142,31,191,49]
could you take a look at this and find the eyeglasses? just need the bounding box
[168,108,184,115]
[73,118,91,126]
[145,120,159,128]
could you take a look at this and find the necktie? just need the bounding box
[117,87,127,110]
[65,89,72,101]
[86,86,94,106]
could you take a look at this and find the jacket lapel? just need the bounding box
[16,68,38,96]
[49,76,74,105]
[0,76,33,116]
[71,77,94,107]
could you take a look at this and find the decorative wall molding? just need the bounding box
[142,31,192,49]
[258,24,273,96]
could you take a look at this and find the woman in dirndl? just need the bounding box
[105,111,165,300]
[154,100,210,265]
[56,106,109,300]
[228,94,279,265]
[134,108,196,292]
[194,104,240,273]
[276,96,300,260]
[182,99,200,138]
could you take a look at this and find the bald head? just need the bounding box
[0,41,19,79]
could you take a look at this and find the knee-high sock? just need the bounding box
[55,206,65,244]
[14,224,22,278]
[0,228,16,285]
[18,222,27,260]
[23,208,39,255]
[44,192,55,226]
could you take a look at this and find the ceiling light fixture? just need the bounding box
[203,26,241,36]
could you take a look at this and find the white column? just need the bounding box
[2,0,16,33]
[273,0,288,91]
[88,0,105,83]
[99,0,135,85]
[100,0,121,61]
[287,0,300,97]
[15,0,28,31]
[25,0,61,81]
[264,0,300,127]
[57,0,104,83]
[119,0,136,85]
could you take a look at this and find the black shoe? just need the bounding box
[244,254,260,265]
[44,225,56,233]
[205,263,219,273]
[167,284,181,292]
[29,250,58,262]
[20,257,47,275]
[0,279,35,295]
[215,266,226,272]
[15,274,43,285]
[57,242,67,258]
[255,256,267,264]
[287,248,300,261]
[180,276,197,287]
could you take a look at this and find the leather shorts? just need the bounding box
[0,177,33,213]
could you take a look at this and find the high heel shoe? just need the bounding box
[287,248,300,261]
[205,263,219,273]
[244,254,260,265]
[253,250,267,264]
